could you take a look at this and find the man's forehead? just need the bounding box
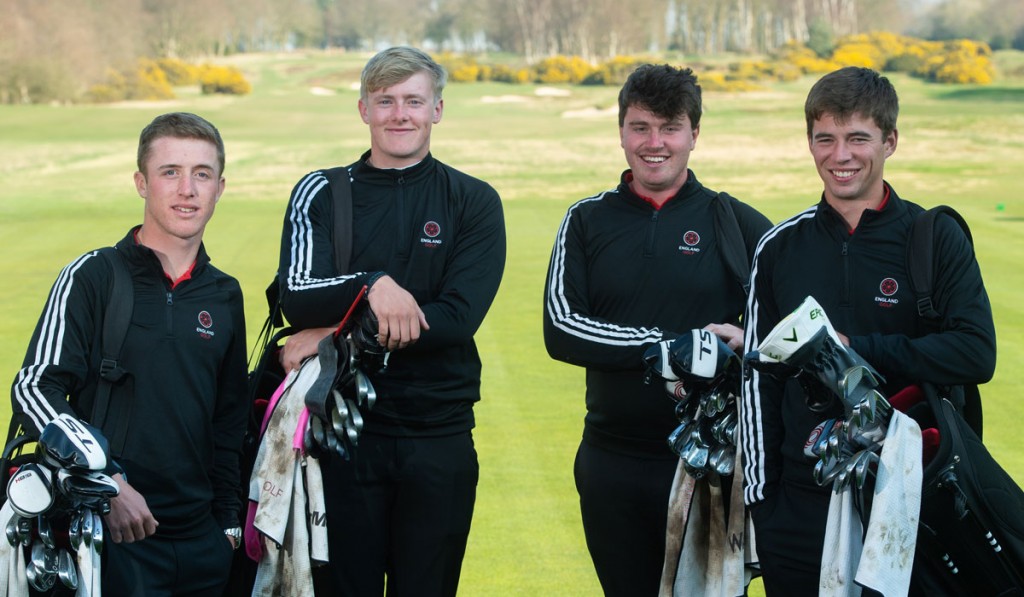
[812,112,880,133]
[624,105,688,125]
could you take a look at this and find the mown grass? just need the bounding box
[1,50,1023,595]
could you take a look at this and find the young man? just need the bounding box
[275,47,506,595]
[10,112,249,594]
[741,67,996,595]
[543,64,771,596]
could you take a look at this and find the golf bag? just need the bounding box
[902,382,1024,595]
[222,166,354,597]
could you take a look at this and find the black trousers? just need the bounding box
[101,513,233,597]
[318,431,478,597]
[750,481,832,597]
[574,440,678,597]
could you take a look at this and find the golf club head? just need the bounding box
[37,514,55,549]
[16,516,31,547]
[57,469,120,502]
[69,512,82,550]
[755,296,841,363]
[331,391,348,437]
[355,370,377,409]
[667,422,689,457]
[28,541,56,592]
[91,509,104,553]
[814,455,837,486]
[81,508,93,548]
[58,548,78,590]
[694,416,716,449]
[838,365,882,409]
[712,411,738,446]
[7,462,56,517]
[716,446,736,476]
[854,450,880,491]
[804,418,839,459]
[669,329,739,383]
[37,414,109,472]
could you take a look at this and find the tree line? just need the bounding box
[2,0,1022,104]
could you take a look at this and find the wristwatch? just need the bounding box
[224,527,242,550]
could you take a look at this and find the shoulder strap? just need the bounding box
[906,206,982,436]
[713,192,751,296]
[92,247,134,458]
[324,166,354,275]
[907,205,973,321]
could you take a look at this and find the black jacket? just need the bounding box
[11,228,249,537]
[543,170,771,456]
[741,185,996,505]
[278,152,506,436]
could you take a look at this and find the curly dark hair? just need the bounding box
[618,64,702,129]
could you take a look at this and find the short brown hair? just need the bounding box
[805,67,899,138]
[137,112,225,175]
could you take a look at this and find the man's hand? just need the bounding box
[280,326,336,371]
[366,275,429,351]
[703,323,745,351]
[104,473,158,543]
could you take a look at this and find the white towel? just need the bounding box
[249,358,326,597]
[253,458,314,597]
[661,444,757,597]
[856,411,921,594]
[304,454,328,565]
[0,501,28,597]
[820,411,922,596]
[250,360,321,544]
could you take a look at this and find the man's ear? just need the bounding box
[432,98,444,124]
[134,171,147,198]
[884,128,898,158]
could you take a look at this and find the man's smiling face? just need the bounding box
[809,111,896,208]
[619,105,698,203]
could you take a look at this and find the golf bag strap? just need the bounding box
[325,165,354,278]
[92,247,134,458]
[906,206,982,436]
[712,192,751,296]
[907,205,973,322]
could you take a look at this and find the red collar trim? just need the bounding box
[847,185,892,235]
[624,172,670,210]
[133,229,197,289]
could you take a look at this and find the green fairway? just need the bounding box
[2,51,1023,595]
